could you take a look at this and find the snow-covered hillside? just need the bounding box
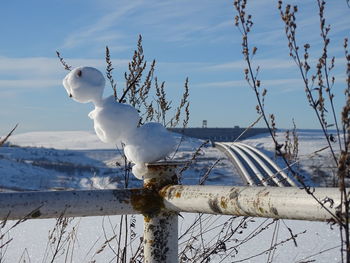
[0,130,342,262]
[2,130,240,191]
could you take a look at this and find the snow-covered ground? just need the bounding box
[3,131,240,191]
[0,130,342,262]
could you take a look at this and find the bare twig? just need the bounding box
[0,124,18,147]
[234,115,263,142]
[56,51,72,71]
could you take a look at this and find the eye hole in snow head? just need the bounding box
[77,70,82,77]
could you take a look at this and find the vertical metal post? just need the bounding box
[143,162,179,263]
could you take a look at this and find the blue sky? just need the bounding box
[0,0,349,135]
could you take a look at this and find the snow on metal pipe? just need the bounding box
[143,162,181,263]
[161,185,342,222]
[0,189,150,220]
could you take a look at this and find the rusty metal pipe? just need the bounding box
[143,162,180,263]
[161,185,343,222]
[0,189,145,220]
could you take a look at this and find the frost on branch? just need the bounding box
[63,66,177,179]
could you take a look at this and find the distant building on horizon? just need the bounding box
[168,127,269,142]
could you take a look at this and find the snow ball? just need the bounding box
[124,122,177,179]
[63,67,105,104]
[88,96,140,144]
[131,163,148,180]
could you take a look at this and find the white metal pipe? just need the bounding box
[144,212,178,263]
[236,142,298,186]
[233,143,284,186]
[236,142,299,187]
[229,144,270,186]
[0,189,143,220]
[215,142,255,185]
[143,162,180,263]
[161,185,343,222]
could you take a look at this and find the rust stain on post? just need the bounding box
[129,189,164,216]
[144,178,158,190]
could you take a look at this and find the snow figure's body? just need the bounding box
[124,122,177,178]
[63,66,177,179]
[88,96,139,144]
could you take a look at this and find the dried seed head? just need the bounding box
[256,105,261,114]
[252,46,257,55]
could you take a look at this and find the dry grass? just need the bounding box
[234,0,350,261]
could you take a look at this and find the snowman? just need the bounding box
[63,66,177,179]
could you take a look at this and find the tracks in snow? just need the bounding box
[215,142,300,187]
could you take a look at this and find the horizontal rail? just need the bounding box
[0,186,344,222]
[161,185,342,222]
[0,189,160,220]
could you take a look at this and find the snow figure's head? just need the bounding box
[63,67,105,104]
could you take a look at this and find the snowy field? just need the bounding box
[0,130,342,262]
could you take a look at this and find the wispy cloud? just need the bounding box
[192,78,303,92]
[0,79,59,89]
[0,57,61,77]
[0,56,129,96]
[61,0,238,49]
[192,80,245,89]
[0,56,129,75]
[203,58,295,71]
[0,57,113,77]
[147,3,235,45]
[61,1,142,49]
